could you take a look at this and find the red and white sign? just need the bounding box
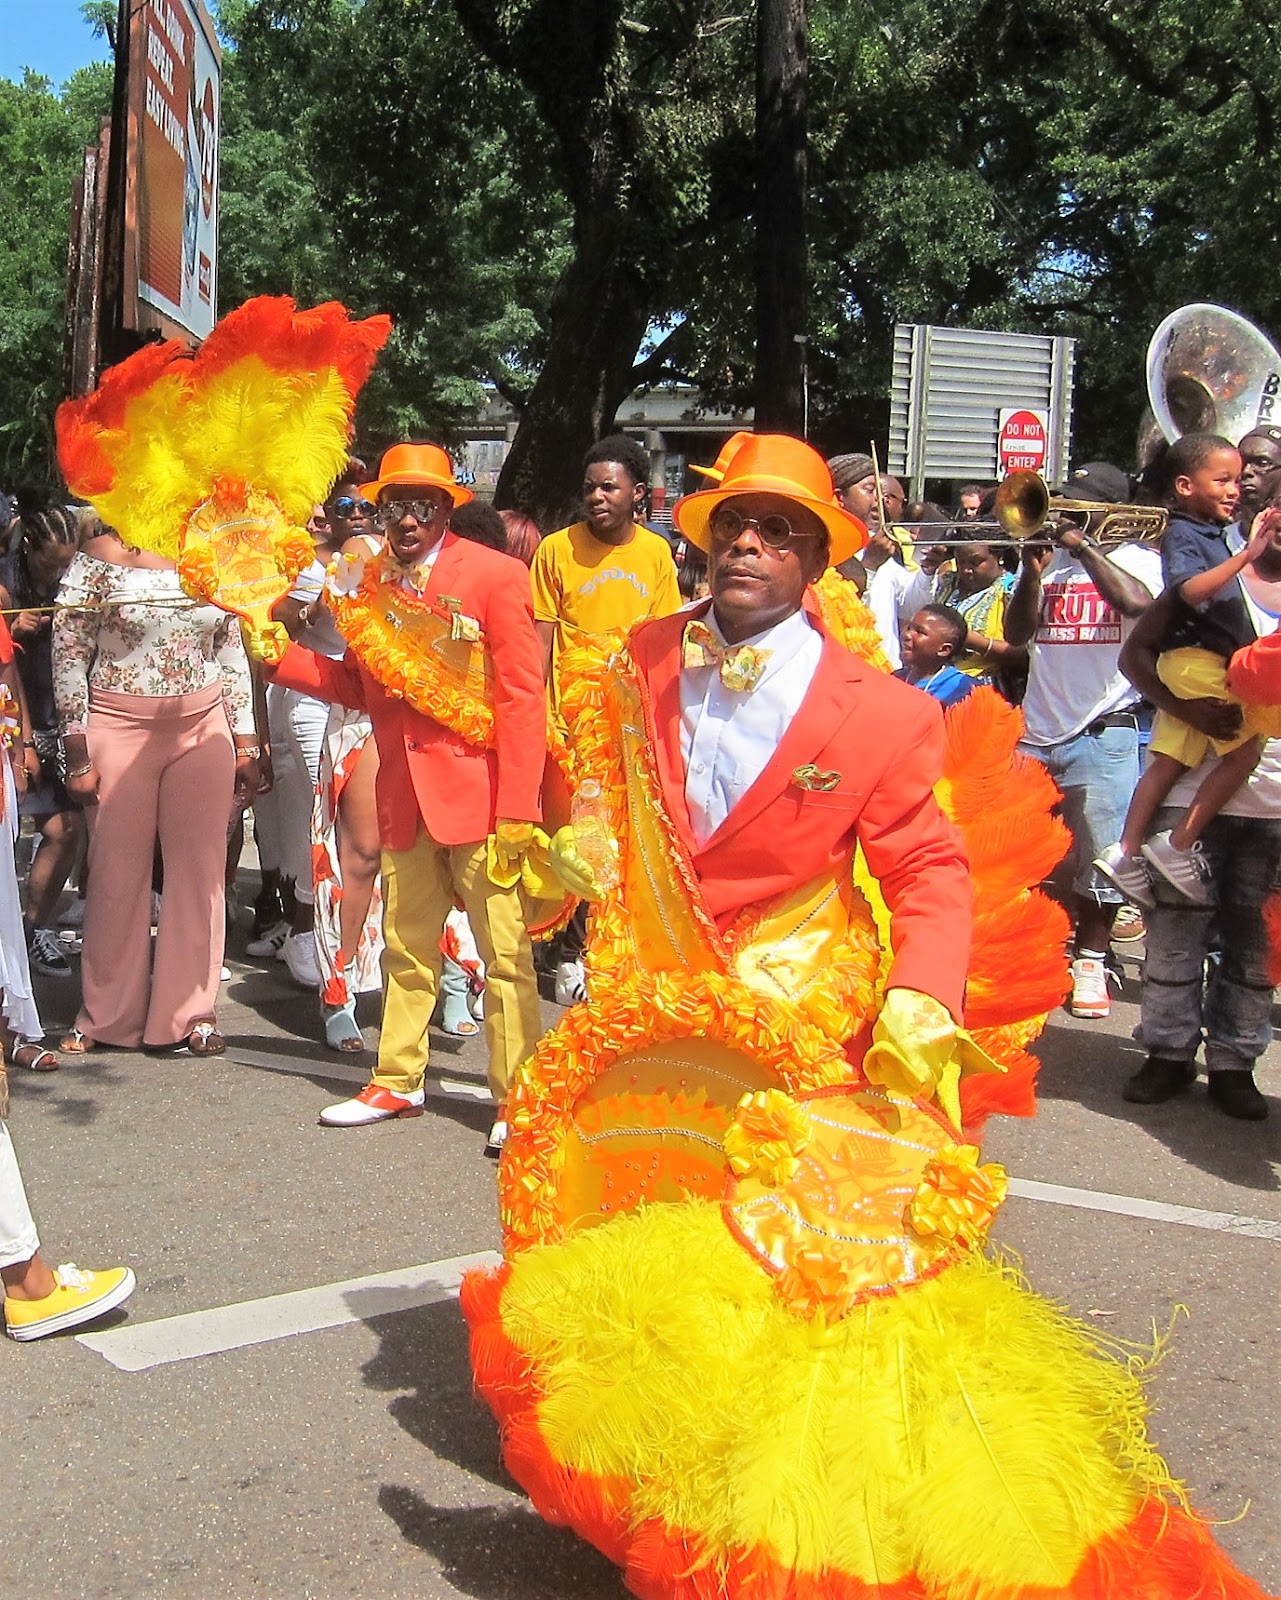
[996,408,1048,475]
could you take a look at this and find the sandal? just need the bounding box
[60,1029,97,1054]
[185,1022,226,1057]
[12,1042,59,1072]
[323,1001,366,1054]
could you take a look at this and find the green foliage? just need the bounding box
[0,64,112,484]
[5,0,1281,491]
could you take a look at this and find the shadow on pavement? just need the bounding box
[354,1298,622,1592]
[359,1298,512,1492]
[377,1489,621,1598]
[1033,1015,1281,1193]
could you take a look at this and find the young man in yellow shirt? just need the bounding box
[530,434,681,1000]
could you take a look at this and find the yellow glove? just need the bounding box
[486,819,536,888]
[863,988,1006,1127]
[864,988,956,1098]
[243,620,290,666]
[547,823,606,901]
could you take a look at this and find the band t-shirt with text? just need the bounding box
[1018,543,1164,746]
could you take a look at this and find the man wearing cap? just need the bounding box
[1236,426,1281,527]
[554,434,973,1088]
[266,444,546,1146]
[1003,461,1162,1020]
[827,453,930,669]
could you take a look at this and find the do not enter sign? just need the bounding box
[997,408,1048,475]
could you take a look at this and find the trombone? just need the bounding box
[897,470,1168,548]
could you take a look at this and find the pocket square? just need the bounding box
[792,763,842,792]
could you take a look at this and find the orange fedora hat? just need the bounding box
[361,443,474,509]
[688,429,754,482]
[673,434,867,564]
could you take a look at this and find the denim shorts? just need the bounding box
[1018,722,1139,906]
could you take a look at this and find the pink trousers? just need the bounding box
[78,683,235,1047]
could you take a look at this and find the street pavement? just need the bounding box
[2,922,1278,1598]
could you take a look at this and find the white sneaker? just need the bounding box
[1092,844,1157,910]
[485,1118,508,1159]
[281,931,321,989]
[1141,831,1215,905]
[246,918,290,959]
[1069,957,1116,1019]
[553,960,587,1006]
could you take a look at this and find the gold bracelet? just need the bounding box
[67,762,94,778]
[235,743,262,759]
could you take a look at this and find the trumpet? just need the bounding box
[900,470,1168,548]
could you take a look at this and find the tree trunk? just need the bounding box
[754,0,808,433]
[494,212,651,530]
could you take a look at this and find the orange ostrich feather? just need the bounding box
[55,296,392,559]
[938,689,1072,1122]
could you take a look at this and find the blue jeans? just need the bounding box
[1018,723,1139,907]
[1135,807,1281,1073]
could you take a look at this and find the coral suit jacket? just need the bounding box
[627,600,973,1021]
[269,532,545,851]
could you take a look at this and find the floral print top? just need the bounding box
[53,552,255,734]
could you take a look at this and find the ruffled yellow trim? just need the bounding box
[331,552,496,747]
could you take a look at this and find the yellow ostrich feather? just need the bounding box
[56,297,391,561]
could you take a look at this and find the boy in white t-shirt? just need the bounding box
[1004,463,1163,1020]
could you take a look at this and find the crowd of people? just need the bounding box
[1,413,1280,1348]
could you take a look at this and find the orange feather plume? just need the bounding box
[55,296,392,559]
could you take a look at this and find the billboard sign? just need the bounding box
[126,0,220,340]
[889,326,1075,492]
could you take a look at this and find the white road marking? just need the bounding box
[437,1077,491,1100]
[75,1179,1279,1374]
[76,1250,501,1372]
[1006,1178,1281,1242]
[227,1052,490,1099]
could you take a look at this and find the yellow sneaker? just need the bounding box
[4,1263,136,1341]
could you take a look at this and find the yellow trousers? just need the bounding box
[374,826,542,1103]
[1152,646,1281,765]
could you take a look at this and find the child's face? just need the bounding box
[1175,448,1241,525]
[900,610,955,671]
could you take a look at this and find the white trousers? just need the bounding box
[255,683,329,906]
[0,1124,39,1269]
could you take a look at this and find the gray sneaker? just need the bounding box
[1093,844,1157,910]
[1141,831,1215,905]
[28,926,72,978]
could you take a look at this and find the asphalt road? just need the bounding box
[2,924,1278,1598]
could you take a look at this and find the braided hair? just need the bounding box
[11,490,81,603]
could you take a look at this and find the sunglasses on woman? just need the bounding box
[328,496,378,519]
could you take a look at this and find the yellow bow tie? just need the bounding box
[682,620,772,692]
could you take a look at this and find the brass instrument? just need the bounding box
[1145,302,1281,447]
[901,469,1167,548]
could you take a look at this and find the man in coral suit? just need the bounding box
[268,444,545,1149]
[554,433,973,1101]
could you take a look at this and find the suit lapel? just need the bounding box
[634,607,702,861]
[420,530,463,609]
[696,635,866,856]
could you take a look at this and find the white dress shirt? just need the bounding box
[866,558,932,669]
[679,607,823,847]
